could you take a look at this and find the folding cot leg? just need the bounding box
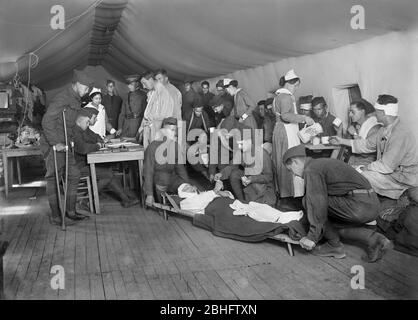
[287,243,294,256]
[162,194,168,221]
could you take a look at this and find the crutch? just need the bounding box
[52,145,66,231]
[62,110,69,230]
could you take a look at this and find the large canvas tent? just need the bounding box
[1,0,418,138]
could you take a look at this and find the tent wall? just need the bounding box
[45,65,129,103]
[204,30,418,141]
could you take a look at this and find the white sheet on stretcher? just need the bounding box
[230,200,303,224]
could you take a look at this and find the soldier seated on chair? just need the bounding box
[73,107,139,208]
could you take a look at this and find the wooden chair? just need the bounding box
[76,176,94,213]
[62,176,94,213]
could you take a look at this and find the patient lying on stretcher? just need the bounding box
[177,182,234,214]
[176,183,303,225]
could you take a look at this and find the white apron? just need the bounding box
[275,88,304,197]
[87,103,106,138]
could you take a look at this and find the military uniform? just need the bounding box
[102,93,123,130]
[181,88,199,118]
[209,91,234,127]
[40,70,93,221]
[313,112,340,137]
[118,89,147,137]
[219,148,276,206]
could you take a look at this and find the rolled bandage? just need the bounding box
[374,102,398,116]
[110,128,116,135]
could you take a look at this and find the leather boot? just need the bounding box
[312,242,346,259]
[66,211,88,221]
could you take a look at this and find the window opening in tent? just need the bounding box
[332,84,362,161]
[346,84,362,129]
[348,84,362,104]
[331,84,362,132]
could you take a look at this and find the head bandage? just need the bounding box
[374,102,398,116]
[299,103,312,111]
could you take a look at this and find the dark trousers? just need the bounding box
[229,168,246,201]
[310,192,382,247]
[44,149,80,218]
[229,168,276,206]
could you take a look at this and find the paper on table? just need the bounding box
[107,142,140,148]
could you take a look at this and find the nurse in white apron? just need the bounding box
[86,87,117,139]
[271,69,314,198]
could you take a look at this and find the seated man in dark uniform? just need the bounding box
[283,144,393,263]
[73,108,139,208]
[184,97,214,143]
[214,126,276,206]
[209,79,234,127]
[311,96,343,137]
[256,98,275,143]
[144,117,190,207]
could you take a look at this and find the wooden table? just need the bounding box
[87,147,144,214]
[1,147,44,198]
[305,143,345,160]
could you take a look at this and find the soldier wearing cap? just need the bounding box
[118,74,147,137]
[40,69,94,226]
[209,79,234,127]
[143,117,189,207]
[223,79,258,130]
[283,144,392,262]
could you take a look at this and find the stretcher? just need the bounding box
[150,192,299,256]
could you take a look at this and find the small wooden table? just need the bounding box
[87,147,144,214]
[1,147,44,198]
[305,143,345,160]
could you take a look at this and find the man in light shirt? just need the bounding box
[138,70,175,148]
[155,69,182,121]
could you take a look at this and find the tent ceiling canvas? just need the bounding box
[1,0,418,89]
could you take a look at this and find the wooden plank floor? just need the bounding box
[1,187,418,300]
